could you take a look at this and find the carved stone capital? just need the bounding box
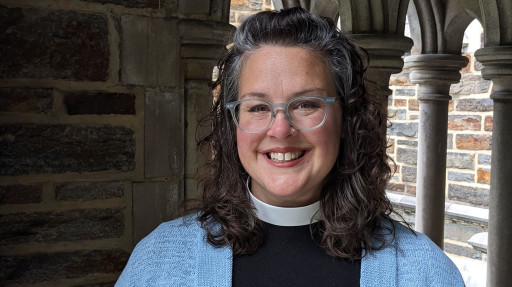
[404,54,468,101]
[351,34,413,98]
[475,46,512,100]
[351,34,414,73]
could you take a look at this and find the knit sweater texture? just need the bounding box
[115,216,465,286]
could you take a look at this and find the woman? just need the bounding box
[116,7,464,286]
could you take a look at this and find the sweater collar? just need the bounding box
[246,177,321,226]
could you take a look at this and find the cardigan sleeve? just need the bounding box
[114,216,232,287]
[394,225,466,286]
[361,222,465,287]
[114,217,201,287]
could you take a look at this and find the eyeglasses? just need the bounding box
[225,96,337,133]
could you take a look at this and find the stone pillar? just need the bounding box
[350,35,413,132]
[179,20,235,200]
[404,54,468,248]
[475,46,512,287]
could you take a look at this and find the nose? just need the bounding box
[266,109,295,138]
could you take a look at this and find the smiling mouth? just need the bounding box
[267,151,306,162]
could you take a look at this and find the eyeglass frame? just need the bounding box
[225,95,338,133]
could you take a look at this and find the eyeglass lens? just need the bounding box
[234,97,329,132]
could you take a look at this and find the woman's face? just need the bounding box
[236,46,343,207]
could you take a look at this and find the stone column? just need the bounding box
[179,20,235,200]
[350,35,413,133]
[404,54,468,248]
[475,46,512,287]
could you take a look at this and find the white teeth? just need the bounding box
[268,151,304,162]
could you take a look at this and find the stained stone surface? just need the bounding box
[56,181,124,201]
[0,184,43,204]
[0,249,128,285]
[0,7,109,81]
[64,92,135,115]
[0,124,135,175]
[0,88,53,113]
[0,208,124,245]
[448,184,489,207]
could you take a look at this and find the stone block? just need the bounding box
[386,183,405,193]
[144,91,183,178]
[447,115,481,131]
[0,208,124,245]
[56,182,124,201]
[121,15,179,87]
[474,59,483,71]
[477,168,490,184]
[184,60,218,80]
[397,148,417,165]
[64,92,135,115]
[445,221,486,243]
[386,138,394,154]
[185,82,211,179]
[478,154,491,165]
[387,122,418,137]
[450,75,491,95]
[408,99,419,111]
[468,232,488,253]
[0,7,109,81]
[82,0,154,8]
[484,116,493,131]
[448,101,454,112]
[0,249,128,285]
[0,184,42,204]
[394,88,415,97]
[406,185,416,195]
[0,88,53,113]
[179,0,211,14]
[133,181,183,244]
[388,109,406,120]
[456,98,493,112]
[393,99,407,107]
[397,140,418,147]
[456,134,491,150]
[447,133,453,149]
[446,152,475,169]
[389,73,411,86]
[401,166,417,183]
[448,184,489,206]
[447,171,474,183]
[444,241,482,260]
[0,124,135,176]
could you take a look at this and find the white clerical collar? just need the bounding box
[246,177,321,226]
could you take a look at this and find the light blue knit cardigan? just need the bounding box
[115,216,464,286]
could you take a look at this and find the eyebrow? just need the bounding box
[239,88,328,100]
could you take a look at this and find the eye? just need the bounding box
[293,99,321,110]
[246,103,271,113]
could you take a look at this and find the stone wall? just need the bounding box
[387,53,491,260]
[230,0,273,25]
[0,0,232,286]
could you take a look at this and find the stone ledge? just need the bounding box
[386,191,489,224]
[468,232,488,253]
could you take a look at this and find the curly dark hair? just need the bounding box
[195,7,402,260]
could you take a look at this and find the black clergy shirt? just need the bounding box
[232,222,361,287]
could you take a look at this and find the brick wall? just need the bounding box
[387,53,492,208]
